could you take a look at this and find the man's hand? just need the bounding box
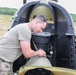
[20,40,46,58]
[35,49,46,57]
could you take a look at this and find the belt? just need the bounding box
[0,58,12,63]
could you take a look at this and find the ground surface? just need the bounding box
[0,15,12,38]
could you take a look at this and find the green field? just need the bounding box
[0,14,13,38]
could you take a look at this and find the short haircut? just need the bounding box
[34,15,47,23]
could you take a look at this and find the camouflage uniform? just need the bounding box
[0,58,13,75]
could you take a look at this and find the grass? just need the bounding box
[73,23,76,32]
[0,14,12,38]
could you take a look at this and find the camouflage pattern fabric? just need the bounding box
[0,58,13,75]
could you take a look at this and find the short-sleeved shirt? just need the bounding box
[0,23,31,62]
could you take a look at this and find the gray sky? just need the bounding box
[0,0,76,14]
[58,0,76,14]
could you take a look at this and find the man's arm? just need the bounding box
[20,40,46,58]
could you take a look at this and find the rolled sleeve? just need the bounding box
[18,27,31,43]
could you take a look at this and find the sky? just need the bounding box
[0,0,76,14]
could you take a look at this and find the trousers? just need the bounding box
[0,58,14,75]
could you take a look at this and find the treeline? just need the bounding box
[70,14,76,22]
[0,7,17,15]
[0,7,76,22]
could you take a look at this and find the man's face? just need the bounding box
[33,21,47,34]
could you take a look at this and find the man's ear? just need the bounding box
[32,19,37,24]
[44,22,47,25]
[36,19,40,24]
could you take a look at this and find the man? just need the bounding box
[0,15,47,75]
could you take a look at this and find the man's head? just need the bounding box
[29,15,47,34]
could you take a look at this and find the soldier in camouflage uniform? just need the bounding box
[0,15,47,75]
